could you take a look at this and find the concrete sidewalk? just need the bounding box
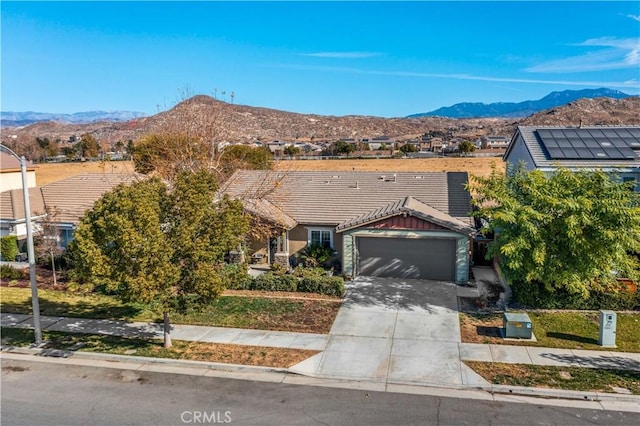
[0,313,328,351]
[2,312,639,376]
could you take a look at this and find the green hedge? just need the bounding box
[512,280,639,311]
[1,235,19,261]
[247,269,345,296]
[252,272,298,292]
[0,264,25,280]
[298,276,345,297]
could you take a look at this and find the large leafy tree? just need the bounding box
[75,133,100,159]
[472,166,640,298]
[69,171,249,347]
[132,133,272,183]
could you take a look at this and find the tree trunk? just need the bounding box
[50,251,57,286]
[163,312,172,348]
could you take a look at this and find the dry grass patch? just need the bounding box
[34,157,503,185]
[275,157,504,177]
[35,161,136,185]
[1,328,318,368]
[460,313,504,345]
[465,361,640,395]
[177,342,318,367]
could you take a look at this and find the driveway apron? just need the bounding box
[306,276,464,386]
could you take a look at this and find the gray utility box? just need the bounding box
[503,312,533,339]
[598,310,617,347]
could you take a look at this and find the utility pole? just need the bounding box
[1,145,42,344]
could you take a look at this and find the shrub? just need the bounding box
[299,243,335,268]
[252,272,298,292]
[292,266,326,279]
[0,264,25,280]
[512,280,640,311]
[1,235,19,261]
[299,275,345,297]
[220,263,253,290]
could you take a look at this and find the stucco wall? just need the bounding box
[288,225,308,255]
[0,171,37,192]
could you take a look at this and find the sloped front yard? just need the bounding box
[0,287,341,334]
[0,328,318,368]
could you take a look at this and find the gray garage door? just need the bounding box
[357,237,456,280]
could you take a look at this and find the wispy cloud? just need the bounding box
[626,14,640,22]
[268,63,639,90]
[526,37,639,73]
[300,52,382,59]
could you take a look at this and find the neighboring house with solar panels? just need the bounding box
[503,126,640,191]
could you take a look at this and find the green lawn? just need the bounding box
[460,311,640,352]
[0,287,340,334]
[528,311,640,352]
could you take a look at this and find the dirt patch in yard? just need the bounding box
[465,361,640,394]
[459,313,508,345]
[166,342,318,368]
[223,289,340,301]
[1,265,68,291]
[238,298,341,334]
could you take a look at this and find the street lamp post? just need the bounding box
[1,144,42,344]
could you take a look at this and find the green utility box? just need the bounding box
[503,312,532,339]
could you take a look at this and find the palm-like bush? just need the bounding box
[300,243,335,268]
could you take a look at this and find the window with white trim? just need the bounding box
[308,228,333,248]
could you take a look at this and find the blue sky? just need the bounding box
[2,1,639,117]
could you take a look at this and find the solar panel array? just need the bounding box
[536,128,640,161]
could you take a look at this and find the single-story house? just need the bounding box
[0,173,140,249]
[483,136,510,149]
[224,171,476,283]
[0,151,37,192]
[504,125,640,190]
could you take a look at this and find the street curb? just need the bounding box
[3,346,639,405]
[0,345,290,375]
[487,384,640,403]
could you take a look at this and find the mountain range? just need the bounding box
[2,93,639,151]
[2,88,635,129]
[0,110,147,127]
[407,88,633,119]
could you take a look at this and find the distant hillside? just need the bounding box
[520,96,640,126]
[2,96,638,155]
[408,88,634,119]
[0,110,147,127]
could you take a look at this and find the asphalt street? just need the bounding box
[2,358,638,426]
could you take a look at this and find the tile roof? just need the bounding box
[1,173,141,224]
[505,126,640,171]
[40,174,141,223]
[224,170,473,228]
[242,198,297,229]
[0,187,46,220]
[0,152,37,172]
[335,196,475,235]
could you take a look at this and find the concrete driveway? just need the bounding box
[292,276,475,387]
[293,277,476,386]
